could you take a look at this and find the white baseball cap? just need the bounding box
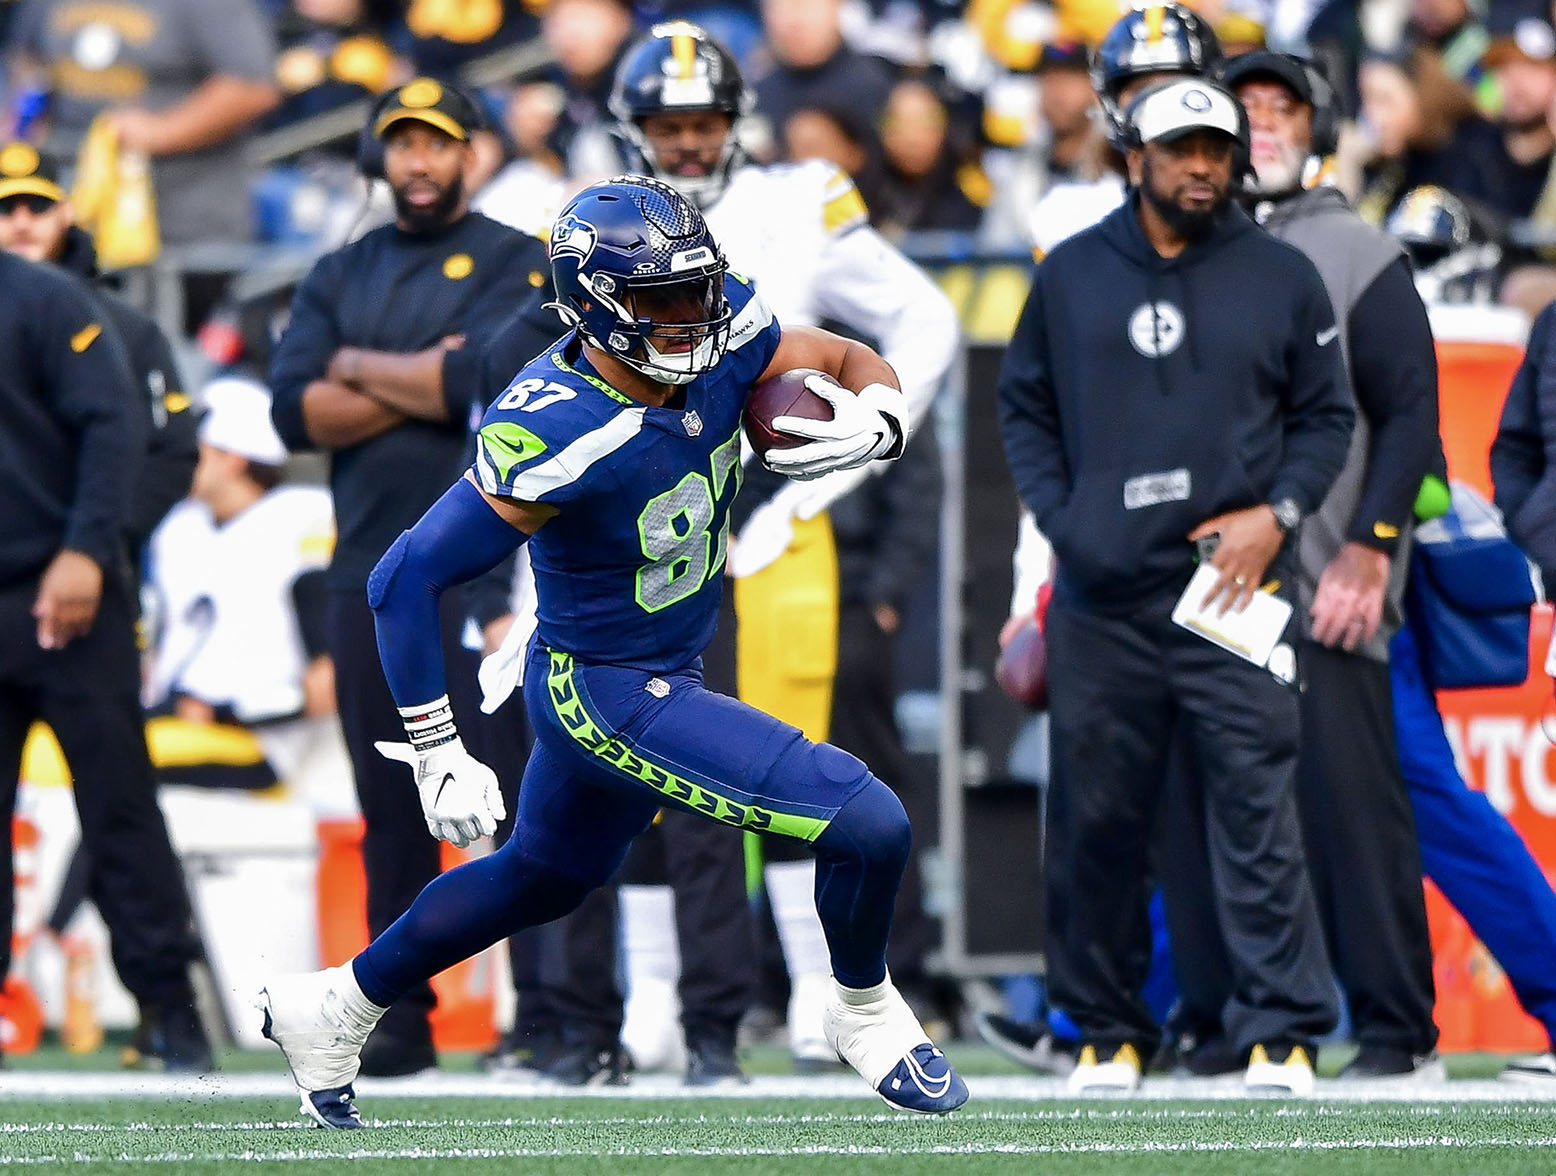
[1129,79,1243,147]
[197,376,289,466]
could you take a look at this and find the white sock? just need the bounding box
[619,884,682,985]
[765,860,830,978]
[619,885,684,1072]
[836,973,891,1007]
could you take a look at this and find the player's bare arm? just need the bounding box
[760,323,899,396]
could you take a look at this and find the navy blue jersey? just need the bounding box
[473,274,780,671]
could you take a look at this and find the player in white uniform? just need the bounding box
[606,21,960,1071]
[146,377,340,792]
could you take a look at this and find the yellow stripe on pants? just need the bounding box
[733,513,839,744]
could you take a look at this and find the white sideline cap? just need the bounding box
[198,376,288,466]
[1130,79,1242,146]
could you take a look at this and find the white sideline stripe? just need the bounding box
[2,1072,1554,1103]
[3,1136,1556,1165]
[14,1105,1543,1133]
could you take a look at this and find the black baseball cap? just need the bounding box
[0,141,64,203]
[1223,51,1316,105]
[373,77,481,141]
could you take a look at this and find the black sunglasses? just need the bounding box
[0,193,58,215]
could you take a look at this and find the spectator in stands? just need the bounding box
[1477,18,1556,220]
[751,0,895,146]
[1352,50,1504,225]
[398,0,541,79]
[782,101,869,176]
[5,0,279,284]
[863,75,986,239]
[0,141,195,563]
[268,0,396,141]
[509,0,635,180]
[145,376,337,791]
[1407,0,1488,90]
[981,42,1102,253]
[471,77,567,237]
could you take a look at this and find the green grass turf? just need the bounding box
[1,1096,1555,1174]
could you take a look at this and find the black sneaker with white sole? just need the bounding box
[1501,1052,1556,1082]
[541,1042,632,1086]
[1338,1046,1445,1080]
[974,1012,1076,1077]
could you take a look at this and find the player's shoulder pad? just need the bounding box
[747,160,869,237]
[474,351,646,502]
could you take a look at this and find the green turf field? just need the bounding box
[2,1096,1555,1174]
[3,1045,1554,1173]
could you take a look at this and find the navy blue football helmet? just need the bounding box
[547,175,732,385]
[609,21,752,208]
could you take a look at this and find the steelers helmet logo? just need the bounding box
[442,252,474,280]
[0,143,39,178]
[399,78,443,108]
[1128,301,1185,358]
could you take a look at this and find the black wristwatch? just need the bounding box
[1270,497,1302,534]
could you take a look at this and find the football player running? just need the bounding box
[610,21,959,1068]
[257,176,969,1127]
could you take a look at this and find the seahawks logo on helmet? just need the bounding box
[551,214,598,264]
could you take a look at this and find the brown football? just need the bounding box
[743,368,834,457]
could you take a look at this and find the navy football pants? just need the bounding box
[356,645,912,1005]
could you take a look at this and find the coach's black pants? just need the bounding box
[0,577,198,1010]
[1297,644,1437,1052]
[1045,592,1336,1053]
[1166,644,1437,1054]
[329,587,533,1048]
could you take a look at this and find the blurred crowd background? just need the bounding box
[12,0,1556,352]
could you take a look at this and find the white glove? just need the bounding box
[375,738,505,848]
[763,377,908,481]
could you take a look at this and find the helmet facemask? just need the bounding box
[619,117,745,210]
[572,264,733,385]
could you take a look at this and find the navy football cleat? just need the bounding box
[302,1084,366,1129]
[875,1043,970,1114]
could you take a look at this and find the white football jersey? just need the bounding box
[706,160,960,573]
[148,486,335,723]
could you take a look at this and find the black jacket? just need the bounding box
[57,227,198,552]
[269,212,551,591]
[997,198,1355,609]
[0,252,143,585]
[1492,301,1556,583]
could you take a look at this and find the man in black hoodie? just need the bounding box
[1171,52,1440,1081]
[998,77,1351,1095]
[0,142,197,561]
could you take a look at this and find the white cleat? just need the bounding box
[257,965,386,1129]
[1066,1043,1143,1095]
[1244,1043,1316,1096]
[822,973,969,1115]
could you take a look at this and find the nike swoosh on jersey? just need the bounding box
[1315,325,1339,347]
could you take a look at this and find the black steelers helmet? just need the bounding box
[1093,2,1224,142]
[609,21,753,208]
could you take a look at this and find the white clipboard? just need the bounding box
[1171,563,1292,667]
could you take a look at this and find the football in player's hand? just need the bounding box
[744,368,834,458]
[995,616,1049,711]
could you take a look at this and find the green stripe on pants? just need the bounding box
[545,649,830,842]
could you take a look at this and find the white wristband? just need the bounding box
[398,696,458,752]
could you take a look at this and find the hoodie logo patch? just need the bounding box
[1128,301,1184,358]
